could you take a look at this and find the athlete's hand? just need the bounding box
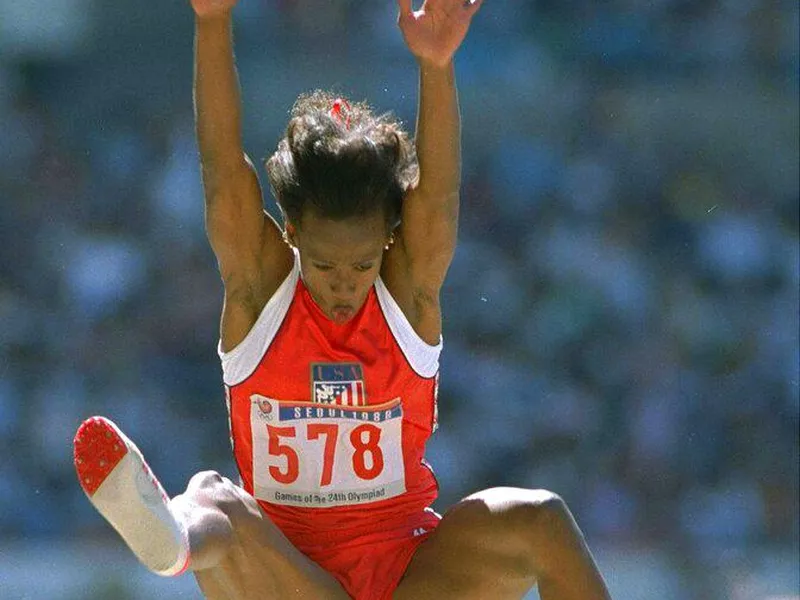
[397,0,483,68]
[191,0,238,19]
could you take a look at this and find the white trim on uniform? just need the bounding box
[218,255,300,387]
[374,277,442,379]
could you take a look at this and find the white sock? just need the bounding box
[74,416,191,576]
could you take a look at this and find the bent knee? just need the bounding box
[461,487,565,524]
[185,471,261,521]
[186,470,227,492]
[455,487,570,549]
[437,488,569,579]
[463,486,562,507]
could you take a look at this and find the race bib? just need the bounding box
[250,395,406,508]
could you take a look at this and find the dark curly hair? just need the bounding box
[265,90,418,232]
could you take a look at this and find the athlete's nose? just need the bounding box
[329,272,356,296]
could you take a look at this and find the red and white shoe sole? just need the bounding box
[74,417,190,576]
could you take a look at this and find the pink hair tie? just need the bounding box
[330,98,351,129]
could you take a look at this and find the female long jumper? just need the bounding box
[74,1,612,598]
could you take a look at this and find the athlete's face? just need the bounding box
[290,209,392,324]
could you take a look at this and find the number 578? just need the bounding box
[267,423,384,486]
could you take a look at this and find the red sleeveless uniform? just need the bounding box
[219,254,442,599]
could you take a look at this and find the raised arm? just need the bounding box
[191,0,292,349]
[385,0,482,340]
[396,0,482,280]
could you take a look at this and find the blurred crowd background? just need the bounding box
[0,1,798,599]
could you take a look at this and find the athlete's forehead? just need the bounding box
[304,247,383,266]
[295,211,387,265]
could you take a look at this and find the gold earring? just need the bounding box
[384,234,395,251]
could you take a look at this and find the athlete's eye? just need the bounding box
[314,263,334,272]
[355,263,373,272]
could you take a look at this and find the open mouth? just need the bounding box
[331,305,355,322]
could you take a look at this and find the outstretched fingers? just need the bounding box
[426,0,484,19]
[397,0,414,18]
[465,0,484,16]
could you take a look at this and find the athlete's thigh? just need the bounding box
[187,474,348,600]
[394,488,545,600]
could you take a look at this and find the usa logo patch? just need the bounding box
[311,363,366,406]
